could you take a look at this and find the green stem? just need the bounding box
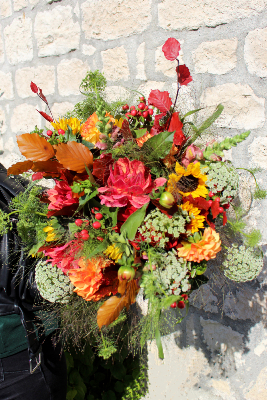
[35,212,48,217]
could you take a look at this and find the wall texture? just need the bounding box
[0,1,267,399]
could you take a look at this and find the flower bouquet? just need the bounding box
[2,38,265,359]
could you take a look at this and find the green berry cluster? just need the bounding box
[138,210,189,248]
[35,260,74,303]
[206,162,239,204]
[222,244,263,282]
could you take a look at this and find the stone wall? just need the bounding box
[0,1,267,399]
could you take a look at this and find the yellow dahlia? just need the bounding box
[180,201,205,233]
[51,117,82,135]
[43,226,57,242]
[178,227,221,263]
[104,244,123,262]
[167,162,208,199]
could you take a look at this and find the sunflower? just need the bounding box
[51,117,82,135]
[104,244,123,262]
[180,201,205,233]
[167,162,208,199]
[178,227,221,263]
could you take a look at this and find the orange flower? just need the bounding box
[135,131,152,148]
[81,112,115,144]
[178,227,221,263]
[68,257,118,301]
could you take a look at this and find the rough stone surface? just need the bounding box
[0,106,6,133]
[4,17,33,65]
[0,33,4,64]
[248,137,267,168]
[15,65,55,98]
[155,41,184,77]
[137,81,165,100]
[189,284,219,313]
[13,0,28,11]
[57,58,89,96]
[82,44,96,56]
[158,0,267,31]
[0,71,14,100]
[244,27,267,77]
[244,367,267,400]
[199,83,265,130]
[136,42,146,80]
[50,102,75,121]
[73,2,80,18]
[102,46,129,81]
[193,38,238,74]
[29,0,39,7]
[11,104,41,133]
[104,86,130,103]
[0,0,12,18]
[34,6,80,57]
[82,0,152,41]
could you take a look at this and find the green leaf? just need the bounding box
[78,190,98,211]
[180,108,202,122]
[66,126,78,142]
[134,128,147,138]
[66,389,77,400]
[82,140,95,150]
[101,206,118,227]
[88,239,109,258]
[161,295,181,309]
[197,104,224,134]
[114,381,125,393]
[120,204,148,240]
[102,390,117,400]
[142,130,173,160]
[110,362,126,380]
[155,327,164,359]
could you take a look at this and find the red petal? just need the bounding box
[177,65,193,86]
[37,110,53,122]
[162,38,181,61]
[39,88,48,104]
[30,81,38,93]
[168,112,186,146]
[148,90,172,114]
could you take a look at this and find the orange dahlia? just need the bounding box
[80,112,115,144]
[68,257,118,301]
[178,227,221,263]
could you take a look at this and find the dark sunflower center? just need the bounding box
[176,174,199,193]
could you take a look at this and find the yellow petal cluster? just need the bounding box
[178,227,221,263]
[104,244,123,262]
[180,201,205,233]
[43,226,57,242]
[51,117,82,135]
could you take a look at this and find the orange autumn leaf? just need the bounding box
[97,280,139,329]
[54,142,93,173]
[31,160,64,174]
[7,160,33,176]
[17,133,55,161]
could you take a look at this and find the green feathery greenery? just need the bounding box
[203,130,250,160]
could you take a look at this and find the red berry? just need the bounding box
[97,237,104,241]
[75,219,83,226]
[181,294,188,301]
[94,207,99,211]
[58,129,65,135]
[131,110,137,117]
[92,221,101,229]
[144,105,148,110]
[125,112,130,118]
[122,104,129,110]
[142,111,149,118]
[208,200,213,207]
[138,111,142,116]
[218,207,224,213]
[130,105,135,110]
[215,197,220,202]
[224,203,230,209]
[81,234,89,240]
[81,229,88,235]
[148,109,154,116]
[139,96,145,102]
[138,103,145,110]
[47,130,53,137]
[177,301,185,309]
[209,191,214,197]
[170,302,177,309]
[95,213,103,220]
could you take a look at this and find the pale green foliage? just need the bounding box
[35,260,74,303]
[0,210,11,235]
[222,244,263,282]
[203,131,250,160]
[138,209,189,248]
[254,188,267,200]
[245,229,262,247]
[206,162,239,204]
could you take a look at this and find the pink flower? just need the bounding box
[182,145,203,167]
[43,240,83,274]
[47,180,79,211]
[98,158,166,208]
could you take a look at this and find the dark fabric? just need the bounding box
[0,334,67,400]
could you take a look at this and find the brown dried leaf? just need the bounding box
[54,142,93,173]
[17,133,55,162]
[32,160,64,173]
[7,160,33,176]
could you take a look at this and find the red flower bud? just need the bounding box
[118,266,135,281]
[177,300,185,309]
[58,129,65,135]
[159,192,175,208]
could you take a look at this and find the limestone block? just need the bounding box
[136,42,146,80]
[199,83,265,130]
[74,2,80,18]
[29,0,39,7]
[137,81,165,101]
[244,27,267,77]
[155,40,184,78]
[15,65,55,98]
[0,153,24,170]
[0,33,4,64]
[193,38,238,74]
[244,367,267,400]
[13,0,28,11]
[82,45,96,56]
[4,17,33,65]
[51,102,74,121]
[0,0,12,18]
[0,106,6,133]
[81,0,152,41]
[248,137,267,169]
[104,86,130,103]
[171,84,196,117]
[102,47,129,81]
[0,71,14,100]
[11,104,41,133]
[57,59,89,96]
[34,6,80,57]
[4,137,15,152]
[158,0,267,31]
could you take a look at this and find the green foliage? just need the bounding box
[121,204,148,241]
[244,229,262,248]
[0,209,11,235]
[253,188,267,200]
[203,131,250,160]
[142,130,174,161]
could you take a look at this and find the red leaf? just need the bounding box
[168,112,186,146]
[177,65,193,86]
[210,200,220,219]
[39,88,48,104]
[120,119,133,140]
[30,81,38,94]
[148,90,172,114]
[92,153,113,185]
[223,211,227,225]
[162,38,181,61]
[32,172,44,181]
[37,110,53,122]
[183,195,210,211]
